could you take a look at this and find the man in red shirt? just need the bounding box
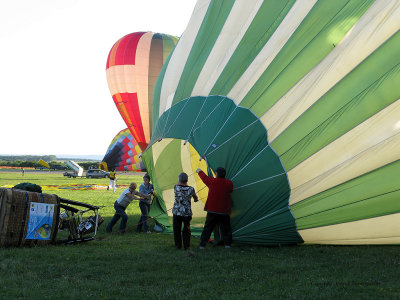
[196,167,233,249]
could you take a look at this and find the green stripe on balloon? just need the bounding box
[171,0,235,104]
[211,0,296,96]
[242,0,374,115]
[141,145,169,226]
[273,32,400,170]
[292,160,400,229]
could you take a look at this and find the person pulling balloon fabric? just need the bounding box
[106,182,146,234]
[136,174,154,234]
[196,167,233,249]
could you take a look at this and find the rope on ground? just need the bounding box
[94,204,174,240]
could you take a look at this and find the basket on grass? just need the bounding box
[0,187,103,247]
[0,188,59,247]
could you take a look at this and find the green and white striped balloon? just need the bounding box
[143,0,400,245]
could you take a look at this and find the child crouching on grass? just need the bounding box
[172,172,198,250]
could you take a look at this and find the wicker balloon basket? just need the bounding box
[0,188,59,247]
[0,188,103,247]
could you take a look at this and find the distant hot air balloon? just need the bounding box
[106,32,179,151]
[100,128,145,172]
[143,0,400,245]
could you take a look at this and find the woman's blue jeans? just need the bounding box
[106,201,128,232]
[137,201,151,232]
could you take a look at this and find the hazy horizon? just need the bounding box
[0,153,103,160]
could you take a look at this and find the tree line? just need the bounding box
[0,155,57,162]
[0,158,100,170]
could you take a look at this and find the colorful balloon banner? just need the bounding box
[101,128,145,172]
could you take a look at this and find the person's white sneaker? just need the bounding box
[225,245,231,249]
[199,246,205,250]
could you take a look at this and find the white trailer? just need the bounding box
[64,160,84,178]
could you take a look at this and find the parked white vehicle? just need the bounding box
[63,160,84,178]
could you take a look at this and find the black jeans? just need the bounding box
[200,212,232,247]
[173,214,192,250]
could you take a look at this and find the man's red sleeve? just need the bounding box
[229,180,233,193]
[198,171,212,187]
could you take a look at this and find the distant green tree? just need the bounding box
[20,161,41,168]
[0,155,57,162]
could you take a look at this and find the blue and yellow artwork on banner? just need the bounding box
[26,202,55,240]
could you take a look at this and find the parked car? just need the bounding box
[86,169,109,178]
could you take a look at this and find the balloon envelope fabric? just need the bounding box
[106,32,178,151]
[142,0,400,245]
[101,128,145,172]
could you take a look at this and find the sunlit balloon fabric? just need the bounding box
[142,0,400,245]
[106,32,178,151]
[101,128,145,172]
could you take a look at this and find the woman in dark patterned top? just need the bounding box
[172,172,198,250]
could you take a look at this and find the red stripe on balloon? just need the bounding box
[124,92,146,146]
[117,32,145,66]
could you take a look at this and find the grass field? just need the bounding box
[0,171,399,299]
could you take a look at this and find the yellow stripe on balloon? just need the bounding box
[299,213,400,244]
[159,0,212,116]
[288,99,400,205]
[228,0,317,105]
[162,188,175,218]
[180,141,207,218]
[191,0,263,97]
[135,32,153,145]
[188,142,209,205]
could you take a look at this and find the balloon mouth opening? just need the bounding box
[142,138,210,215]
